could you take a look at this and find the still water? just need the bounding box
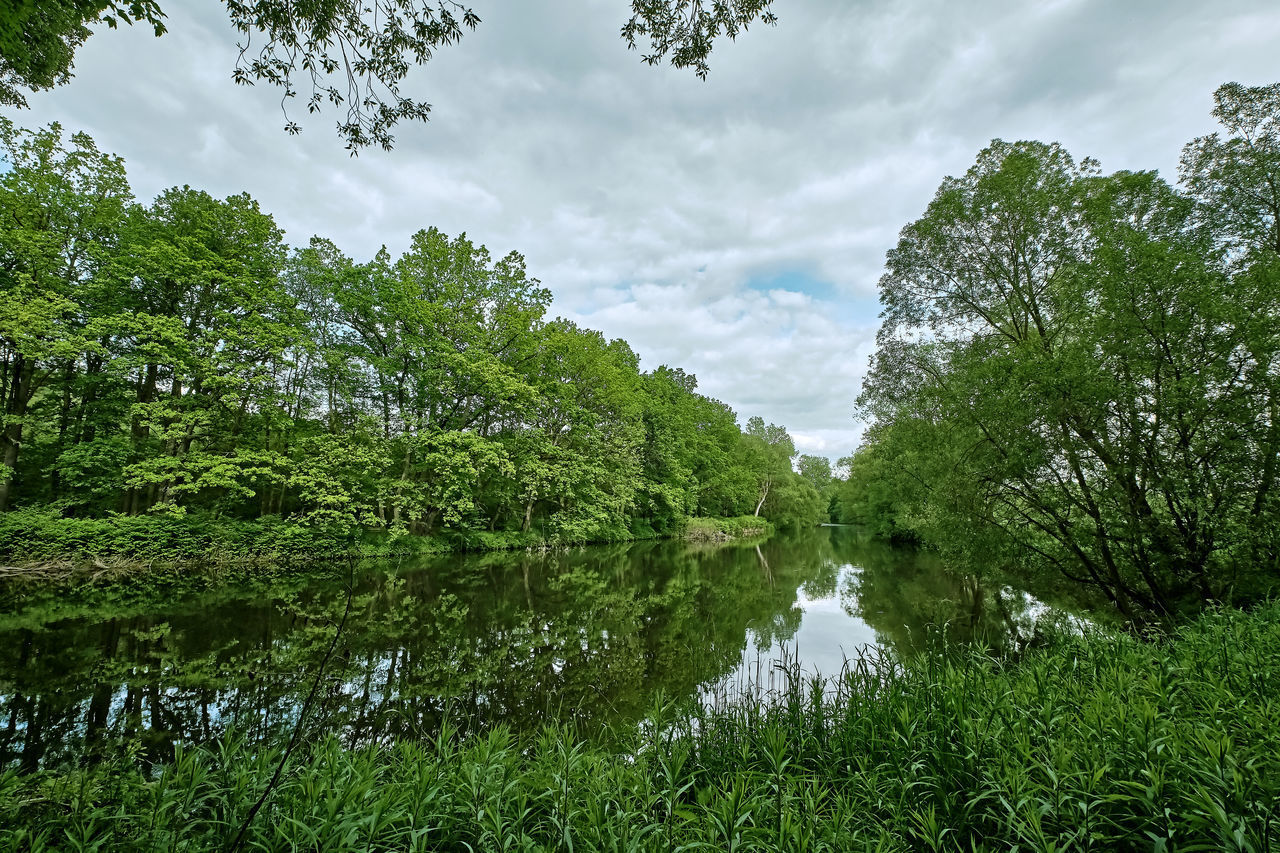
[0,526,1067,770]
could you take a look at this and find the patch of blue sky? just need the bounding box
[742,269,881,327]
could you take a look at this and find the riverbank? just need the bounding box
[3,602,1276,850]
[0,508,774,583]
[682,515,773,542]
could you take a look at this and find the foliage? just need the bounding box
[856,83,1280,618]
[225,0,480,152]
[0,118,133,513]
[831,431,923,543]
[737,416,826,529]
[0,506,352,564]
[682,515,773,541]
[2,601,1277,850]
[0,2,164,108]
[2,1,777,151]
[0,120,821,563]
[624,0,777,79]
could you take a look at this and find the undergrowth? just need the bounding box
[683,515,774,541]
[0,508,733,579]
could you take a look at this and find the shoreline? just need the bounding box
[0,510,776,588]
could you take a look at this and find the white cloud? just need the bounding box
[10,0,1280,463]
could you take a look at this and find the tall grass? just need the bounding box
[4,604,1278,851]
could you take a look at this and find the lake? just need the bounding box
[0,526,1069,771]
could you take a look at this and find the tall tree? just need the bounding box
[862,132,1280,617]
[0,120,131,511]
[0,120,817,550]
[1180,82,1280,256]
[742,416,795,518]
[106,186,294,514]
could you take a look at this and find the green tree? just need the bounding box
[502,319,644,540]
[796,454,831,495]
[1180,82,1280,256]
[0,119,817,555]
[742,416,794,517]
[0,2,164,107]
[0,120,131,511]
[104,186,295,515]
[862,125,1280,618]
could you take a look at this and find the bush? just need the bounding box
[682,515,774,541]
[0,509,721,571]
[0,508,352,565]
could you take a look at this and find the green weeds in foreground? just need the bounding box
[3,604,1279,851]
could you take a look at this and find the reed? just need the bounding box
[4,603,1278,851]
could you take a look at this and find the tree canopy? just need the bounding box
[0,118,825,539]
[0,0,777,152]
[845,82,1280,620]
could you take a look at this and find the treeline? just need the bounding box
[0,119,829,548]
[837,82,1280,619]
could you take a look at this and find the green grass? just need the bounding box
[3,604,1279,851]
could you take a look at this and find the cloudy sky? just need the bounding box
[11,0,1280,460]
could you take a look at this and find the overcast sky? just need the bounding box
[11,0,1280,460]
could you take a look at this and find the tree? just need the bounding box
[105,186,296,515]
[312,227,549,531]
[2,0,777,153]
[0,119,132,511]
[742,415,793,517]
[1180,82,1280,256]
[1,120,819,548]
[0,2,164,108]
[796,454,831,494]
[861,124,1280,618]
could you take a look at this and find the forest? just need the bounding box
[0,117,831,561]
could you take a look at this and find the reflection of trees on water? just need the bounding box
[0,534,835,770]
[0,528,1083,771]
[742,528,840,649]
[828,526,1064,655]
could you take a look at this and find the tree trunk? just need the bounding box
[127,363,159,515]
[0,354,35,512]
[49,361,76,498]
[0,434,19,513]
[753,478,770,517]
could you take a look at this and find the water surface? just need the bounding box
[0,526,1067,770]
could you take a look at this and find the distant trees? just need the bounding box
[736,417,827,528]
[0,119,823,537]
[850,82,1280,618]
[1,0,777,152]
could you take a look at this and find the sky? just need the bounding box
[10,0,1280,461]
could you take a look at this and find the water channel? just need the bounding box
[0,526,1071,771]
